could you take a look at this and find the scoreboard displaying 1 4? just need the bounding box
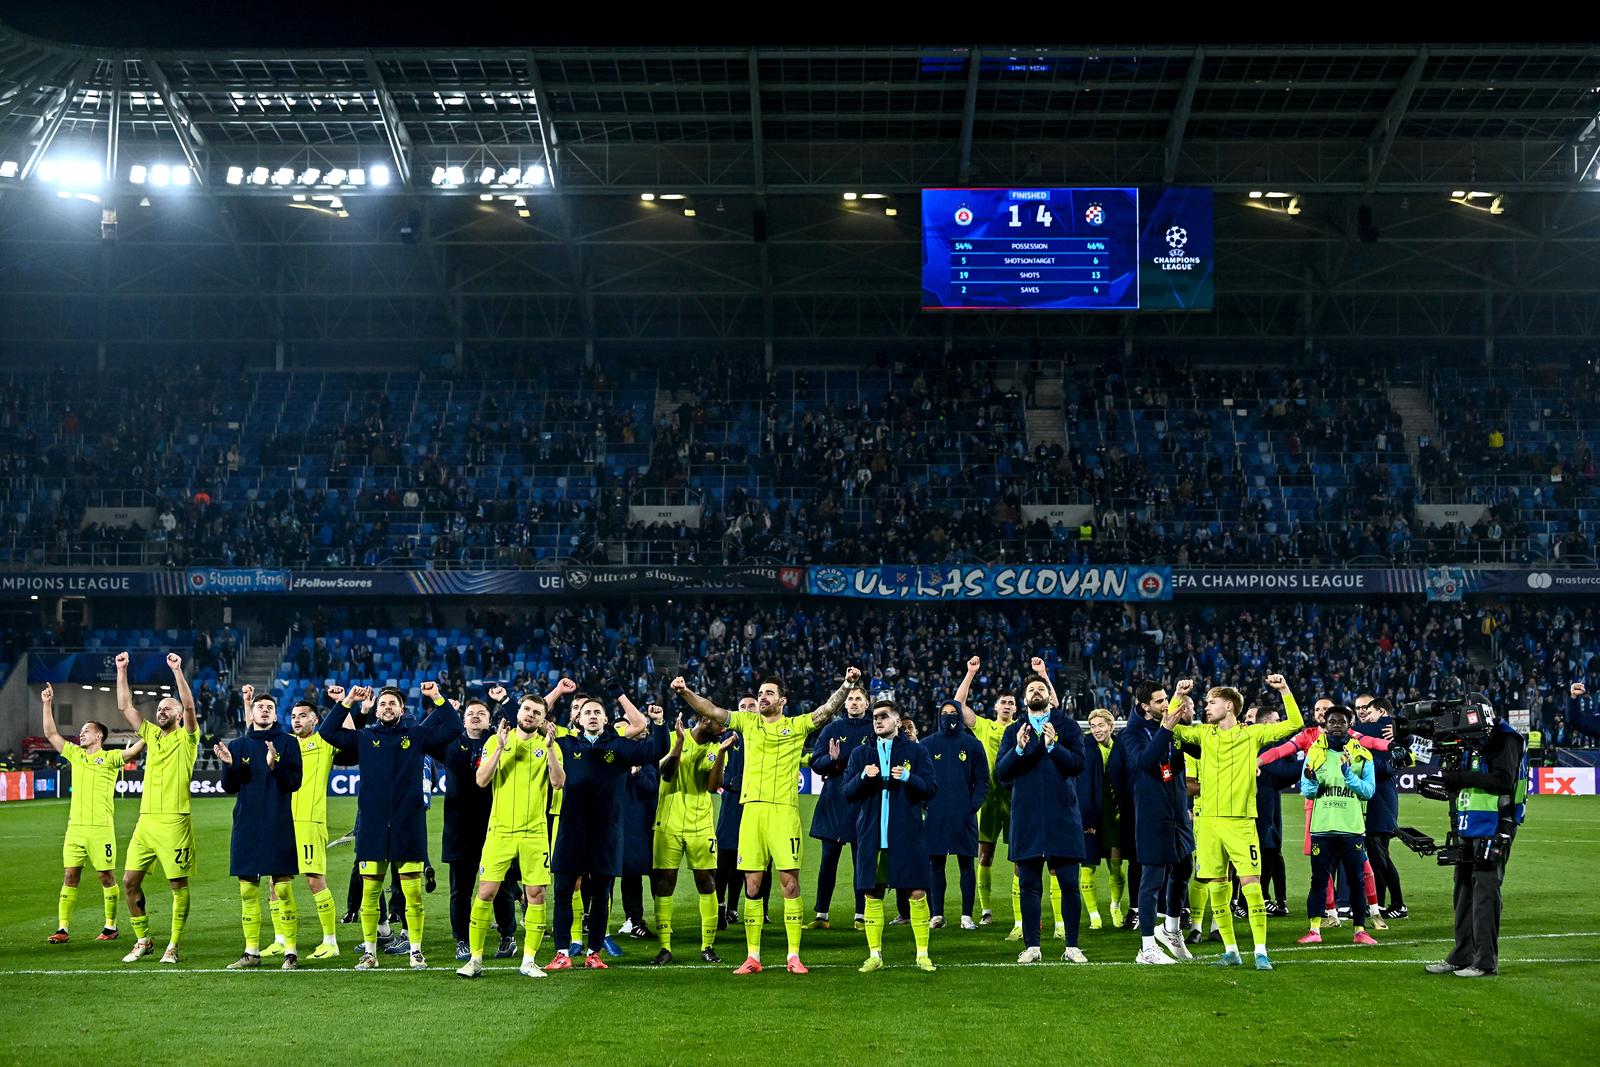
[921,187,1213,311]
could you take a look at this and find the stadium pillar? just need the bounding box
[1483,290,1495,364]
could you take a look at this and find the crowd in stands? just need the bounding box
[253,598,1597,743]
[2,351,1598,567]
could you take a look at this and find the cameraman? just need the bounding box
[1423,705,1526,979]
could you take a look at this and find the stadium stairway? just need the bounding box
[238,642,284,696]
[1388,384,1440,489]
[651,644,681,677]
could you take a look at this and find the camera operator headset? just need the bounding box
[1417,696,1527,979]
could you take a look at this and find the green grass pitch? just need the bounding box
[1,794,1596,1065]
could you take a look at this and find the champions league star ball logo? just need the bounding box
[953,205,974,226]
[1165,226,1188,252]
[1084,203,1105,226]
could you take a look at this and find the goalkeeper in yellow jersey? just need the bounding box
[1168,674,1303,970]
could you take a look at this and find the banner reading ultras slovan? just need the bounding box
[806,565,1171,602]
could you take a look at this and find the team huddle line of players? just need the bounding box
[41,650,1414,975]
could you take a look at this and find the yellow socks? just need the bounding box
[102,884,119,929]
[697,892,718,951]
[743,895,762,960]
[169,885,190,948]
[469,896,494,961]
[57,885,78,931]
[864,895,885,956]
[656,895,674,954]
[909,895,931,958]
[312,888,337,942]
[400,877,424,949]
[524,900,546,963]
[1207,880,1237,953]
[360,876,383,951]
[1242,881,1268,953]
[783,896,803,958]
[239,881,262,954]
[274,882,299,954]
[1080,866,1099,919]
[976,864,992,913]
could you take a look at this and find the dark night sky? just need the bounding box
[0,2,1490,50]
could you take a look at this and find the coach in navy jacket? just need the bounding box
[995,675,1088,954]
[1121,681,1194,944]
[921,704,991,858]
[808,688,873,923]
[319,682,462,864]
[548,697,662,959]
[842,710,938,892]
[220,711,303,878]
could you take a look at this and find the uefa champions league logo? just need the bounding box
[1165,226,1188,252]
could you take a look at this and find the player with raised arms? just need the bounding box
[41,682,143,945]
[650,711,735,965]
[672,667,857,974]
[1167,674,1303,969]
[457,692,566,979]
[118,652,199,965]
[318,679,461,970]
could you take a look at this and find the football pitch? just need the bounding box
[1,794,1596,1065]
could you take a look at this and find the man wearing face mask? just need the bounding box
[804,684,871,931]
[319,680,462,970]
[843,700,939,972]
[995,668,1088,965]
[1296,705,1379,948]
[919,701,990,930]
[218,687,304,970]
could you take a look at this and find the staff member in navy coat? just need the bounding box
[217,690,303,969]
[426,691,519,961]
[546,694,662,969]
[619,754,662,941]
[919,701,989,929]
[805,682,870,929]
[319,679,461,968]
[1253,701,1301,917]
[842,699,938,971]
[1122,678,1196,964]
[996,672,1088,964]
[1105,709,1144,928]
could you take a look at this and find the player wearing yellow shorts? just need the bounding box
[116,651,199,965]
[673,667,857,975]
[649,713,736,966]
[455,692,565,980]
[1169,674,1303,969]
[41,682,143,944]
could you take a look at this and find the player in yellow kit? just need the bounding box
[649,713,735,965]
[41,682,144,944]
[457,693,565,980]
[1168,673,1304,970]
[117,651,199,965]
[260,687,360,962]
[672,667,857,975]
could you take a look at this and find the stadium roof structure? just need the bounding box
[2,25,1599,356]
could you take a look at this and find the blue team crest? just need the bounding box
[781,728,791,736]
[534,749,545,758]
[400,737,412,750]
[305,740,317,751]
[604,750,616,763]
[93,756,104,765]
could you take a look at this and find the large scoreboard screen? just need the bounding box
[921,186,1213,311]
